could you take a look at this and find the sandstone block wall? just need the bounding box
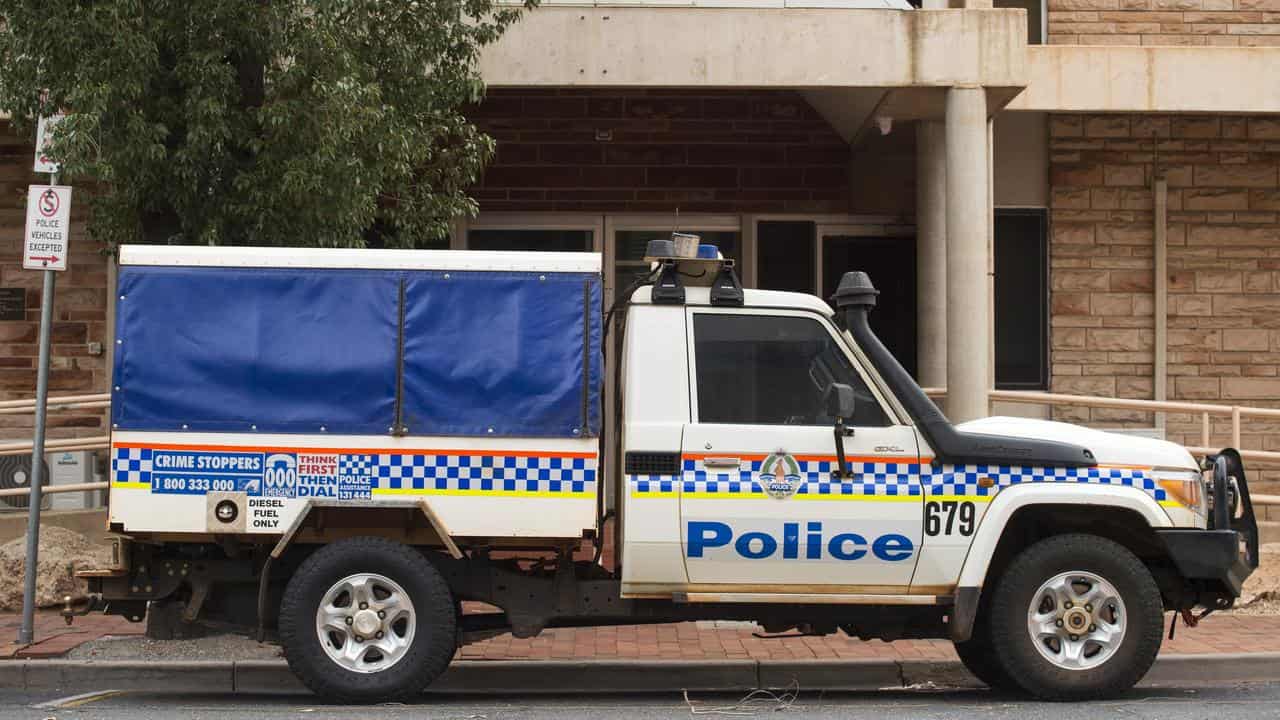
[0,123,110,441]
[1048,0,1280,46]
[1050,113,1280,503]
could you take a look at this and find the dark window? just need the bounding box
[692,314,890,427]
[994,209,1049,389]
[821,236,917,378]
[757,221,815,293]
[995,0,1044,44]
[467,229,592,252]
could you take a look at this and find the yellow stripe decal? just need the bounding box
[372,487,593,500]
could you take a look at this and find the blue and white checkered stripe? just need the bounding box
[679,458,921,497]
[372,454,595,495]
[340,454,377,475]
[110,446,595,497]
[630,476,678,495]
[112,447,153,485]
[631,457,922,498]
[925,464,1162,501]
[630,457,1161,503]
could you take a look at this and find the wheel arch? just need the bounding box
[258,500,461,640]
[957,485,1171,589]
[950,485,1181,641]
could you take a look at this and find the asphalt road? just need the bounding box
[4,683,1280,720]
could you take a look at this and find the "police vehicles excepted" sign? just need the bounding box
[23,185,71,272]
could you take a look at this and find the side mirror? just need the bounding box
[824,383,856,421]
[825,384,856,480]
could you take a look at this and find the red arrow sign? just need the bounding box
[23,185,71,272]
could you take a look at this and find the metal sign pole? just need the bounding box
[18,171,58,646]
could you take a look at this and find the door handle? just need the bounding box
[703,457,742,468]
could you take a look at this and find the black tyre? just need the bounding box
[988,534,1163,701]
[953,616,1018,691]
[279,537,457,703]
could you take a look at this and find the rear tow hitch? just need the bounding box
[61,593,105,625]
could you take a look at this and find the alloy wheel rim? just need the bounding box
[315,572,416,673]
[1025,570,1126,671]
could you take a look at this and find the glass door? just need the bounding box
[816,225,918,378]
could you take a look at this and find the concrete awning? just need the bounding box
[479,8,1029,91]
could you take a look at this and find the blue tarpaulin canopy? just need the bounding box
[112,263,601,438]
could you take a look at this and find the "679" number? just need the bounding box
[924,500,976,537]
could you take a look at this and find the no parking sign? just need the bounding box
[22,185,71,271]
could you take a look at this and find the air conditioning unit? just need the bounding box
[48,450,104,511]
[0,454,50,512]
[0,451,103,513]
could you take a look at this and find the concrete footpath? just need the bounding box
[3,653,1280,694]
[5,611,1278,661]
[1,611,1277,694]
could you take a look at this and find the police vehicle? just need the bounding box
[79,242,1258,703]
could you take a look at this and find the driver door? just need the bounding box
[679,308,924,590]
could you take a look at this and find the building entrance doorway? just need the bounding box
[818,229,918,379]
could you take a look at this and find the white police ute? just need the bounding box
[78,243,1258,703]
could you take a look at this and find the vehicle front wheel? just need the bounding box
[988,534,1164,701]
[279,537,457,703]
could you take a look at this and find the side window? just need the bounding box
[692,314,890,427]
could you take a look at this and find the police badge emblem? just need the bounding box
[760,451,804,499]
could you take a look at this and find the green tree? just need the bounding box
[0,0,531,249]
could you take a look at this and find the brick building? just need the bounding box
[1,3,1279,510]
[0,130,107,437]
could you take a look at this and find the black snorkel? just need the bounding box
[832,271,1095,468]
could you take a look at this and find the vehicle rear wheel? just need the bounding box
[279,537,457,703]
[953,616,1018,691]
[988,533,1163,701]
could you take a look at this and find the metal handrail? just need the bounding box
[0,392,110,411]
[0,435,110,455]
[0,393,113,456]
[989,389,1280,452]
[924,387,1280,452]
[0,401,110,416]
[922,387,1280,507]
[0,481,108,499]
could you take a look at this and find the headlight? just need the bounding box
[1154,469,1207,516]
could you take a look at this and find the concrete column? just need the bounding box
[944,86,990,422]
[915,120,947,391]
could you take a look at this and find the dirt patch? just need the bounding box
[1231,543,1280,615]
[67,633,283,662]
[0,525,110,611]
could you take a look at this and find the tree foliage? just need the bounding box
[0,0,530,248]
